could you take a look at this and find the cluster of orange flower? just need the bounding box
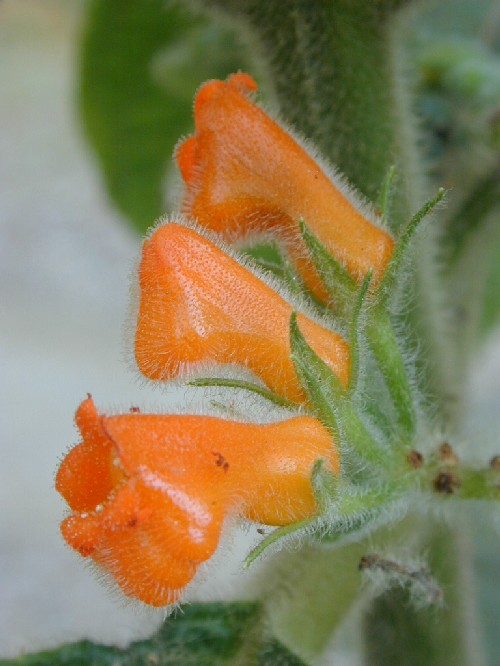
[56,73,394,606]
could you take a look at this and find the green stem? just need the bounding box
[415,459,500,502]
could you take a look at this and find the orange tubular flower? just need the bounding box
[176,73,394,298]
[135,222,350,403]
[57,396,337,606]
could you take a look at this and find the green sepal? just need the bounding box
[319,482,402,544]
[319,509,383,545]
[289,312,344,433]
[376,188,446,304]
[244,459,339,569]
[299,218,358,317]
[290,312,388,471]
[244,516,319,570]
[188,377,297,410]
[366,308,416,438]
[348,270,372,394]
[311,458,339,513]
[377,164,396,227]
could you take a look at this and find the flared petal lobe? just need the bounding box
[57,397,337,605]
[135,223,350,402]
[176,73,394,297]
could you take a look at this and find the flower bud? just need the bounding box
[176,73,394,298]
[135,223,349,402]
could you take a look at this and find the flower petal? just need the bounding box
[55,397,118,512]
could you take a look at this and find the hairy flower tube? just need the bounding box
[56,396,337,606]
[135,222,350,402]
[176,73,395,297]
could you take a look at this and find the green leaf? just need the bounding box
[1,602,313,666]
[289,312,344,432]
[1,641,125,666]
[319,481,404,544]
[80,0,250,233]
[256,640,309,665]
[1,603,259,666]
[154,602,260,663]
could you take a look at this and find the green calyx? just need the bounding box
[243,181,498,568]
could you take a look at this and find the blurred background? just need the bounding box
[1,0,499,661]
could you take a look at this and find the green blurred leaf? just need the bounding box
[362,526,483,666]
[80,0,249,233]
[442,174,500,267]
[481,226,500,336]
[256,639,309,665]
[1,601,312,666]
[1,602,259,665]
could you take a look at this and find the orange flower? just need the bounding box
[176,73,394,298]
[56,396,337,606]
[135,222,350,402]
